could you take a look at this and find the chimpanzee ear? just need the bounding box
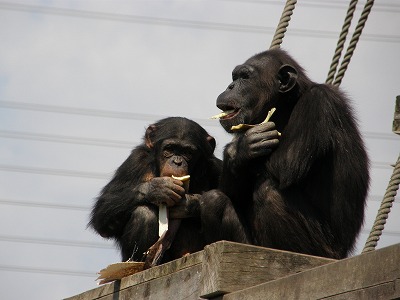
[278,64,298,93]
[145,124,157,148]
[207,135,216,153]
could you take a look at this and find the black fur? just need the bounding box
[200,49,369,259]
[89,117,222,261]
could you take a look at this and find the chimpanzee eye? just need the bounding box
[163,150,173,158]
[233,67,251,81]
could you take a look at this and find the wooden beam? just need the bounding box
[223,243,400,300]
[64,251,203,300]
[200,241,334,298]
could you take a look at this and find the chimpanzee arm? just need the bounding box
[89,186,142,239]
[219,122,279,197]
[89,151,184,239]
[90,179,184,237]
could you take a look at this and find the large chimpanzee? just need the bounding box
[89,117,221,262]
[200,49,369,259]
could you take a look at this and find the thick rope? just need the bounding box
[362,154,400,253]
[269,0,297,49]
[325,0,358,84]
[332,0,374,86]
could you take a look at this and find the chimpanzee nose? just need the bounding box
[173,156,183,165]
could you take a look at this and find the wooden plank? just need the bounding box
[322,281,399,299]
[97,265,202,300]
[65,250,203,300]
[200,241,335,298]
[223,243,400,300]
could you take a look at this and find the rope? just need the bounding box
[332,0,375,86]
[325,0,358,84]
[362,154,400,253]
[269,0,297,49]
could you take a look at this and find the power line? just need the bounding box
[0,230,397,252]
[0,100,217,127]
[373,162,397,170]
[0,100,164,121]
[0,2,398,43]
[0,194,392,214]
[364,132,399,141]
[0,264,96,277]
[0,101,398,142]
[0,234,113,249]
[0,164,110,179]
[0,160,394,182]
[0,198,90,211]
[218,0,400,13]
[0,128,397,150]
[368,195,399,203]
[0,129,134,149]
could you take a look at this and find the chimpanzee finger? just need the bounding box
[245,121,276,136]
[170,179,185,195]
[248,137,279,158]
[157,177,184,196]
[246,130,280,147]
[163,190,184,207]
[256,138,280,151]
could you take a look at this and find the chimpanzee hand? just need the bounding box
[137,177,185,207]
[169,194,201,219]
[225,122,280,170]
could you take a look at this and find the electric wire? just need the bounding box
[0,198,90,211]
[0,129,134,149]
[0,161,394,183]
[0,101,398,142]
[0,164,110,179]
[0,2,398,43]
[0,235,113,249]
[0,100,217,127]
[217,0,400,12]
[0,193,392,214]
[0,264,97,277]
[0,128,397,150]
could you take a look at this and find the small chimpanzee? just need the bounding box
[199,49,369,259]
[89,117,221,262]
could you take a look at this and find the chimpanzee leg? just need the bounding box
[200,190,251,244]
[120,206,158,261]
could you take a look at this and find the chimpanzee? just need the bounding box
[89,117,221,262]
[199,49,369,259]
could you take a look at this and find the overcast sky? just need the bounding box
[0,1,399,299]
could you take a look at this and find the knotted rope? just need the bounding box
[269,0,297,49]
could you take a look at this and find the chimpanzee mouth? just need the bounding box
[212,107,240,120]
[222,109,240,120]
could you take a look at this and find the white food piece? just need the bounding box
[210,109,235,119]
[158,204,168,237]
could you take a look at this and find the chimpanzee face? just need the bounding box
[157,139,198,177]
[144,117,217,179]
[216,52,298,133]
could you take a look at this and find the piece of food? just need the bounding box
[172,175,190,192]
[158,204,168,237]
[96,261,145,284]
[231,107,276,131]
[210,109,236,119]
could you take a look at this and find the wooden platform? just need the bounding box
[66,241,400,300]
